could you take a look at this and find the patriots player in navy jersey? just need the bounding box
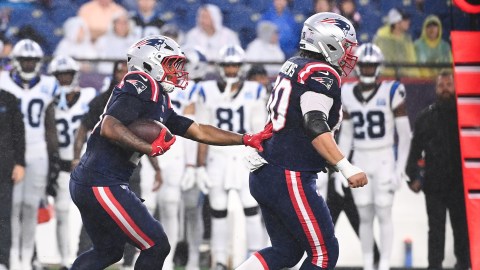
[69,35,272,270]
[237,13,368,270]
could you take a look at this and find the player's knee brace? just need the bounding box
[135,243,171,270]
[243,206,259,216]
[210,209,228,218]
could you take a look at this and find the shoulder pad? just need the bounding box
[297,62,341,97]
[119,71,160,102]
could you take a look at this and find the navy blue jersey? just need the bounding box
[71,71,193,186]
[260,56,342,172]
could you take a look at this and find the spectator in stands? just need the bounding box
[95,11,138,74]
[312,0,338,13]
[406,70,470,270]
[338,0,361,30]
[130,0,165,39]
[414,15,452,78]
[245,21,284,77]
[54,16,98,70]
[373,8,418,78]
[161,24,185,47]
[78,0,127,43]
[260,0,300,58]
[184,4,240,62]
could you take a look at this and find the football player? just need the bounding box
[153,47,208,270]
[193,44,268,270]
[235,12,368,270]
[335,43,411,270]
[2,39,59,270]
[48,55,97,270]
[69,35,272,270]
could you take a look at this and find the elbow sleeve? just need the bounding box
[303,110,331,140]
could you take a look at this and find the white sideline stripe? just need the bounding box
[97,187,151,249]
[454,66,480,73]
[290,171,324,266]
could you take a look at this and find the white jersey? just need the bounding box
[195,80,267,154]
[0,71,57,152]
[55,87,97,160]
[341,80,406,150]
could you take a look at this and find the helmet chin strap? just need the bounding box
[221,78,239,100]
[160,81,175,93]
[359,76,376,85]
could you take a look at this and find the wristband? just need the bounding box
[335,158,363,179]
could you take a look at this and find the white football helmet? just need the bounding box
[48,55,80,93]
[183,47,208,81]
[299,12,358,75]
[127,35,188,93]
[217,44,245,84]
[354,43,384,84]
[11,39,44,81]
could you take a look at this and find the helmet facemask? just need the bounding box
[13,57,43,81]
[353,43,384,84]
[159,55,188,93]
[338,39,358,76]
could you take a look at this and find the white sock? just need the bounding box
[235,253,265,270]
[211,216,229,265]
[245,213,264,253]
[56,210,70,266]
[376,205,394,270]
[159,201,180,270]
[185,207,202,267]
[357,204,375,270]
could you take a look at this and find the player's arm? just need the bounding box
[392,84,412,184]
[101,114,153,155]
[45,102,59,156]
[72,122,88,169]
[301,92,367,188]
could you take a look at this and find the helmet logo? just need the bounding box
[126,79,147,94]
[134,38,168,51]
[321,18,351,37]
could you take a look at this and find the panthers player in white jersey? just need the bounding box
[2,39,59,270]
[194,45,267,270]
[336,43,411,270]
[154,47,207,270]
[48,55,97,270]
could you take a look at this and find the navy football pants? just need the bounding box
[69,181,170,270]
[249,164,339,270]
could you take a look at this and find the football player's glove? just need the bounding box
[150,129,176,157]
[181,166,196,191]
[46,152,61,197]
[196,166,212,194]
[242,123,273,152]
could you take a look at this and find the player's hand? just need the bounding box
[152,169,163,192]
[347,172,368,188]
[391,169,408,191]
[181,166,196,191]
[407,179,422,193]
[334,158,367,188]
[196,166,212,194]
[150,129,176,157]
[243,123,273,152]
[11,164,25,184]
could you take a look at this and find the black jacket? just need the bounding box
[406,100,462,194]
[0,89,25,169]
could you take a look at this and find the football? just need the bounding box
[127,118,173,144]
